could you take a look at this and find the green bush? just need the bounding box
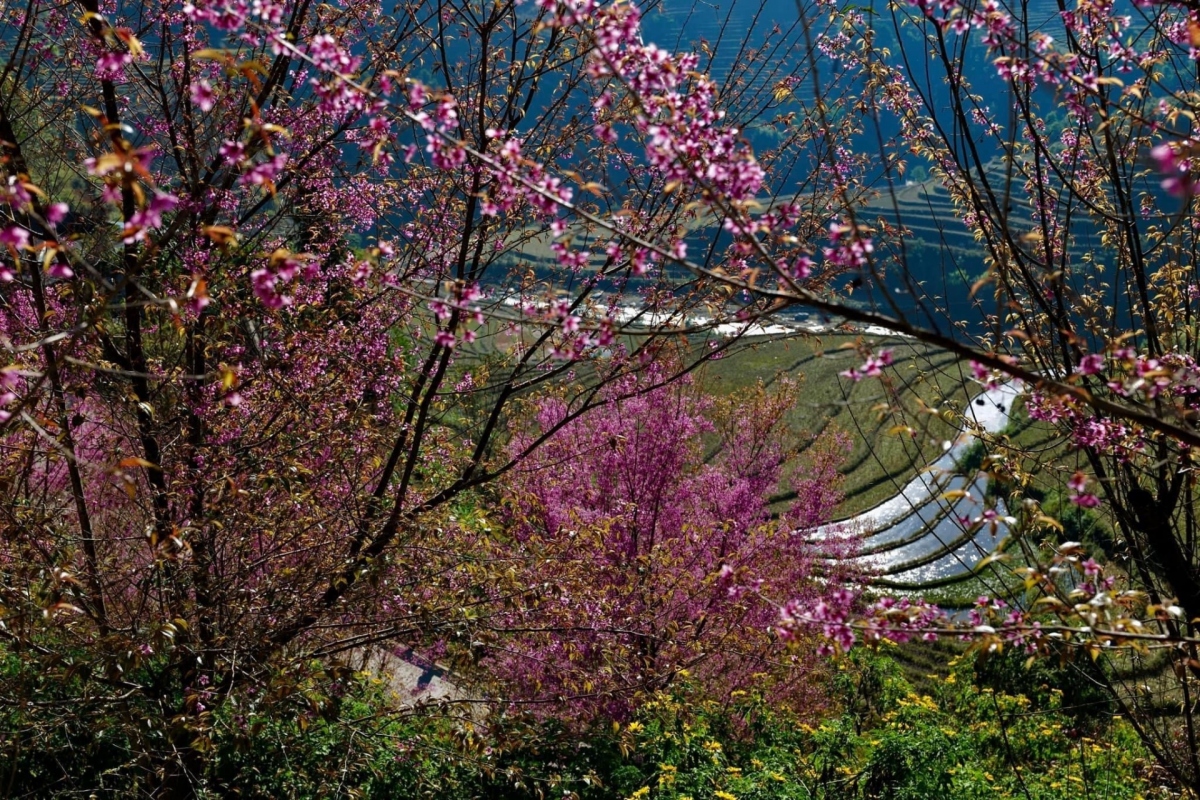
[0,644,1167,799]
[608,652,1162,800]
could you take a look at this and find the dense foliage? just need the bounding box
[5,0,1200,793]
[2,647,1165,798]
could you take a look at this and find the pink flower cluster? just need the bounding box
[1027,349,1200,457]
[1067,471,1100,508]
[494,368,858,716]
[841,348,893,382]
[0,367,20,424]
[780,590,942,655]
[1151,143,1194,197]
[428,281,486,348]
[0,225,28,283]
[183,0,287,34]
[251,250,313,309]
[822,222,875,269]
[0,185,73,279]
[579,1,765,204]
[124,192,178,244]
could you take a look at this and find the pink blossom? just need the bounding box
[239,153,288,187]
[1152,142,1194,196]
[428,300,451,321]
[970,360,1003,390]
[3,176,31,208]
[47,261,74,280]
[251,268,291,309]
[0,226,29,250]
[190,79,217,111]
[1076,353,1105,375]
[841,349,893,381]
[45,202,69,225]
[407,80,427,110]
[219,140,246,166]
[95,51,132,81]
[0,368,20,421]
[123,192,179,244]
[185,279,209,314]
[497,369,856,715]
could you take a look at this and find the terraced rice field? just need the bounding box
[813,383,1020,589]
[700,336,1037,603]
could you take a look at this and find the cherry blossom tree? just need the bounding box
[0,0,872,792]
[758,0,1200,791]
[483,366,854,721]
